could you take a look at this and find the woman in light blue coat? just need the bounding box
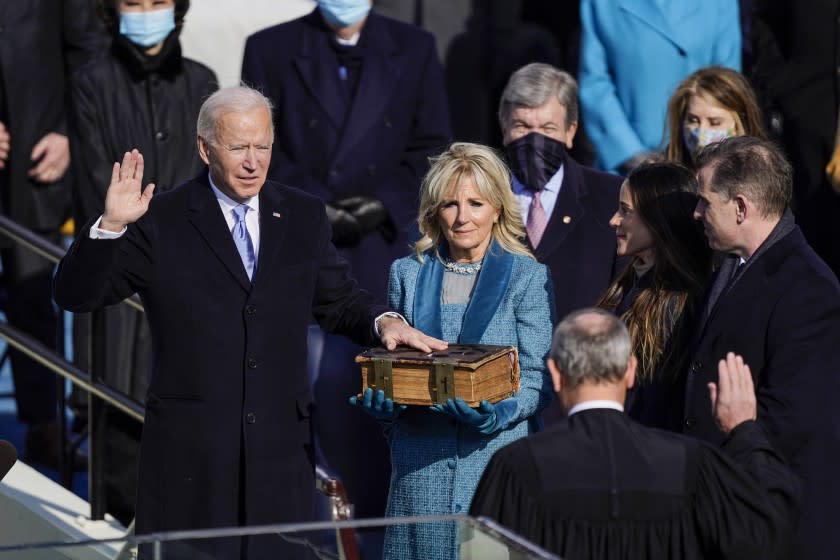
[579,0,741,173]
[352,142,555,559]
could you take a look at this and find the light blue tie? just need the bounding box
[232,204,256,280]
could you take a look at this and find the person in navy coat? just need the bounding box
[498,64,622,424]
[52,86,445,559]
[241,1,451,520]
[687,136,840,559]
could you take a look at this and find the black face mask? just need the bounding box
[504,132,567,191]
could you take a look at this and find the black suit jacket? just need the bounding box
[471,408,799,559]
[684,226,840,558]
[0,0,104,233]
[529,156,622,320]
[241,9,451,298]
[53,174,385,556]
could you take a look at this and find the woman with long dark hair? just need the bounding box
[598,162,712,429]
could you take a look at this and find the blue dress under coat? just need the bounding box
[383,242,555,559]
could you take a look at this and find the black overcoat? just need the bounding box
[54,174,385,557]
[684,226,840,558]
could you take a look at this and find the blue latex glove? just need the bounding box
[430,397,520,434]
[349,388,406,422]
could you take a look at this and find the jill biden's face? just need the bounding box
[437,175,500,263]
[198,107,273,203]
[503,96,578,148]
[694,165,740,254]
[609,181,656,265]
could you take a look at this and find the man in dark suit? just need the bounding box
[687,136,840,559]
[498,63,622,424]
[53,86,445,559]
[0,0,105,468]
[240,0,451,520]
[471,308,799,559]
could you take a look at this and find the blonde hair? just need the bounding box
[664,66,767,168]
[414,142,532,261]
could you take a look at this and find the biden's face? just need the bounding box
[198,107,273,203]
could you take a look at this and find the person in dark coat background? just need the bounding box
[471,308,800,559]
[748,0,840,282]
[497,63,622,425]
[67,0,217,524]
[240,0,451,521]
[687,136,840,558]
[0,0,105,469]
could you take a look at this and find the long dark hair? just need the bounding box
[598,162,712,382]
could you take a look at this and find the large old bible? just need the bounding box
[355,344,520,406]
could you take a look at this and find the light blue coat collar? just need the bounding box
[413,240,514,343]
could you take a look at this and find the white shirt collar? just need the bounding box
[207,172,259,215]
[335,31,361,46]
[567,399,625,417]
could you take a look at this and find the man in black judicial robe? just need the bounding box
[470,308,800,560]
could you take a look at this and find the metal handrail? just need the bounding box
[0,215,144,312]
[0,322,144,423]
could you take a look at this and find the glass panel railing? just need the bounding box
[0,515,561,559]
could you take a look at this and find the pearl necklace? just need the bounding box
[442,256,483,275]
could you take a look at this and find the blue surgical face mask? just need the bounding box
[682,125,735,156]
[119,7,176,48]
[318,0,371,29]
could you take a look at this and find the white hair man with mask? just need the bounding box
[499,63,623,424]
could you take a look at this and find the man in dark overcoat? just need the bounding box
[686,136,840,559]
[240,0,451,519]
[0,0,104,466]
[53,86,444,559]
[497,63,623,425]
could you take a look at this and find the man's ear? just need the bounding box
[564,121,578,149]
[547,358,563,394]
[734,195,748,224]
[197,136,211,166]
[625,355,637,390]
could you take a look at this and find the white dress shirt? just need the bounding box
[512,164,565,227]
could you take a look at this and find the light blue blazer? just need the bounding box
[383,242,555,559]
[579,0,741,172]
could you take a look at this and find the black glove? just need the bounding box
[325,203,362,248]
[333,196,397,243]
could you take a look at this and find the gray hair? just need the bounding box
[196,86,274,146]
[550,308,631,389]
[498,63,579,134]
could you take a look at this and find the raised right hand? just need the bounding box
[100,149,155,232]
[708,352,757,433]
